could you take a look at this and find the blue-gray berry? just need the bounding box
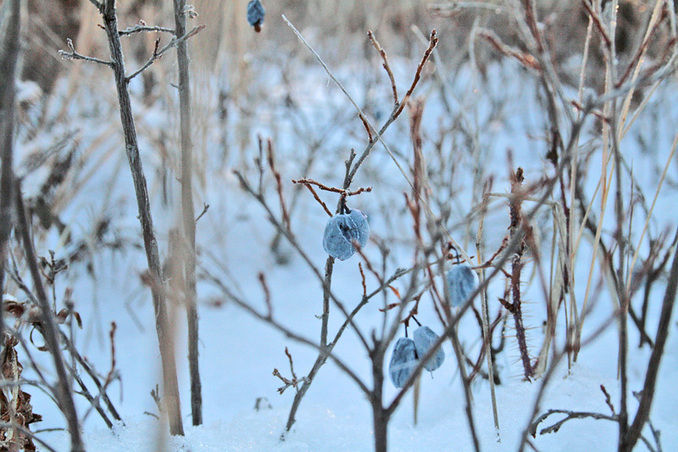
[247,0,265,32]
[322,209,370,261]
[348,208,369,248]
[389,337,418,388]
[446,263,478,307]
[413,326,445,371]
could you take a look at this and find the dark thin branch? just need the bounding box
[529,409,618,436]
[367,30,398,105]
[60,330,123,423]
[58,38,114,66]
[624,227,678,450]
[126,25,205,82]
[201,270,370,396]
[195,203,210,224]
[119,24,175,36]
[393,29,438,118]
[15,180,85,452]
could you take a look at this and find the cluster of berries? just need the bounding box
[321,207,479,388]
[389,326,445,387]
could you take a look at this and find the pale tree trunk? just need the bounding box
[173,0,202,426]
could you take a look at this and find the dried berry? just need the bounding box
[247,0,265,32]
[413,326,445,371]
[389,337,418,388]
[322,209,370,261]
[348,208,370,248]
[446,263,478,307]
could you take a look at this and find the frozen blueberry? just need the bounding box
[322,209,370,261]
[247,0,265,32]
[413,326,445,372]
[446,263,478,307]
[389,337,418,388]
[348,208,370,248]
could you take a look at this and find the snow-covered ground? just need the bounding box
[8,24,678,452]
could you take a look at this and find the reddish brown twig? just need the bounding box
[394,30,438,118]
[292,178,372,197]
[259,272,273,318]
[104,322,118,389]
[266,138,291,232]
[368,30,398,105]
[479,30,541,71]
[600,384,615,415]
[359,114,373,142]
[580,0,612,49]
[300,183,332,217]
[616,11,668,88]
[273,347,307,394]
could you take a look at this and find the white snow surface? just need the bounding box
[10,45,678,452]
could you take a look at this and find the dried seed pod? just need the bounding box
[322,209,370,261]
[247,0,265,32]
[446,262,479,307]
[389,337,418,388]
[413,326,445,372]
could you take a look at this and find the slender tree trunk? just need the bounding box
[173,0,202,426]
[372,406,388,452]
[285,257,334,432]
[371,350,388,452]
[0,0,22,343]
[101,0,184,436]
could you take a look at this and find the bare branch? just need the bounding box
[126,25,205,82]
[529,409,618,437]
[15,179,85,452]
[119,23,175,36]
[625,227,678,449]
[367,30,398,105]
[58,38,114,67]
[195,203,210,224]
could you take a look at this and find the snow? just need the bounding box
[7,26,678,452]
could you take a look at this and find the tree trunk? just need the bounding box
[173,0,202,427]
[101,0,184,436]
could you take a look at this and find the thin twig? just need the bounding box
[126,25,205,82]
[195,203,210,224]
[624,227,678,449]
[58,38,114,66]
[367,30,398,105]
[118,23,175,36]
[529,409,618,436]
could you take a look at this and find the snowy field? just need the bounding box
[3,2,678,452]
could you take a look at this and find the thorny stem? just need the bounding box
[507,168,534,380]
